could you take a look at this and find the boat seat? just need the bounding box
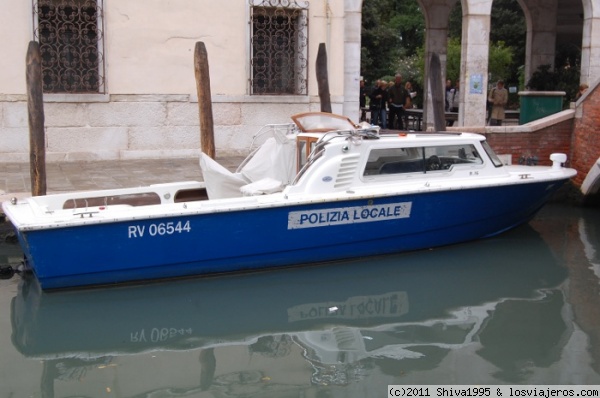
[379,160,425,174]
[240,177,284,196]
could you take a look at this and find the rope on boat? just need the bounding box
[0,265,16,279]
[0,262,28,280]
[0,258,28,280]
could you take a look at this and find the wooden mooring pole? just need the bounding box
[194,41,216,159]
[26,41,47,196]
[316,43,332,113]
[428,52,446,132]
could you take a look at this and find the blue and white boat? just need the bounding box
[2,112,577,289]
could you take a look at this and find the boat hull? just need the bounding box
[11,179,566,289]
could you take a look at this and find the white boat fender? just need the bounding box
[550,153,567,170]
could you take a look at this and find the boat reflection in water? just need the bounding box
[11,225,571,396]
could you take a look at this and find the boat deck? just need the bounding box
[0,156,246,212]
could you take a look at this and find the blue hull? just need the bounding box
[17,180,564,289]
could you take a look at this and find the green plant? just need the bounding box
[526,64,581,106]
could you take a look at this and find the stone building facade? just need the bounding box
[0,0,598,162]
[0,0,362,161]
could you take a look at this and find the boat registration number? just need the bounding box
[128,220,191,238]
[288,202,412,230]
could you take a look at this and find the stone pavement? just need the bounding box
[0,156,245,204]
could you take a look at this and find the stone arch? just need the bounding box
[517,0,595,89]
[518,0,559,86]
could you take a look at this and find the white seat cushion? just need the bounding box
[240,177,283,196]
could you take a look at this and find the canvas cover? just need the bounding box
[199,129,297,199]
[239,131,297,185]
[199,153,249,199]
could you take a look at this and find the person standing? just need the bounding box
[450,80,460,113]
[369,80,388,128]
[445,79,453,111]
[387,80,395,128]
[446,80,460,126]
[405,81,416,107]
[488,80,508,126]
[388,74,410,130]
[359,79,367,121]
[379,80,389,129]
[403,81,416,129]
[368,80,380,126]
[575,83,589,101]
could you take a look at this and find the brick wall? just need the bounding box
[477,89,600,204]
[572,85,600,187]
[484,119,574,168]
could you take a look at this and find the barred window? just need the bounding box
[250,0,308,95]
[33,0,105,94]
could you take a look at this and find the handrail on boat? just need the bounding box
[249,123,296,149]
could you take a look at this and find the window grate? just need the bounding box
[33,0,105,94]
[250,0,308,95]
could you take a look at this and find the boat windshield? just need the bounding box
[481,140,504,167]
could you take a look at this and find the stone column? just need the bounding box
[457,0,493,127]
[580,0,600,85]
[421,0,455,130]
[521,0,558,81]
[343,0,362,121]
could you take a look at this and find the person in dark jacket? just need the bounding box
[359,79,367,121]
[369,80,389,128]
[387,74,410,130]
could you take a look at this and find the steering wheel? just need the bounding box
[427,155,442,171]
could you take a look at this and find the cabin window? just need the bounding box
[363,144,483,176]
[33,0,105,94]
[249,0,309,95]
